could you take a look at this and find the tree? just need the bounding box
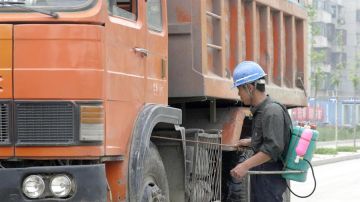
[310,54,326,123]
[329,68,342,148]
[307,4,326,124]
[330,30,346,149]
[350,52,360,148]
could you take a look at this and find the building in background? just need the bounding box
[294,0,360,128]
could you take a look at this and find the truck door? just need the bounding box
[104,0,146,155]
[145,0,168,104]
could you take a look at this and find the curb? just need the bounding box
[312,153,360,166]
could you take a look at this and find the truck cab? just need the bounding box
[0,0,162,201]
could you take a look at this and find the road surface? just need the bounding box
[290,158,360,202]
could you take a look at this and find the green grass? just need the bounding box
[315,146,360,154]
[315,148,337,155]
[336,146,360,152]
[316,126,359,142]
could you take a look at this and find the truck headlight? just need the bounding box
[79,104,104,142]
[22,175,45,199]
[50,175,73,198]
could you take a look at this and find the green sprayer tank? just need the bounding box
[282,126,319,182]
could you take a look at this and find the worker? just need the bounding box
[230,61,292,202]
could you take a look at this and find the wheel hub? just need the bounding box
[142,183,166,202]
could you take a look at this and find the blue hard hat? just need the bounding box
[232,61,266,88]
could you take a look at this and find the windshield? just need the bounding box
[0,0,96,11]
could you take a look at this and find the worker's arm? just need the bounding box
[230,151,271,179]
[235,138,251,147]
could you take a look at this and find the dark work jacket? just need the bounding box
[250,96,291,162]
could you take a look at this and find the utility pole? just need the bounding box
[353,101,357,148]
[335,87,338,149]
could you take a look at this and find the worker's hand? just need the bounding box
[234,138,251,149]
[230,163,249,180]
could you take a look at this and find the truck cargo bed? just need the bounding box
[168,0,308,107]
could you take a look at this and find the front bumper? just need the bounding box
[0,164,107,202]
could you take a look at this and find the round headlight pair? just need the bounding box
[22,175,73,199]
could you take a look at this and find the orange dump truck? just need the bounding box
[0,0,307,201]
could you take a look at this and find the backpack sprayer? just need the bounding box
[281,124,319,198]
[270,101,319,198]
[245,124,318,200]
[283,125,318,181]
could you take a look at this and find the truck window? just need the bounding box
[0,0,95,12]
[146,0,162,32]
[108,0,137,21]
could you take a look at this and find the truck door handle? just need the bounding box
[133,47,149,57]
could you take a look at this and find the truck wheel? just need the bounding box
[224,149,253,202]
[140,142,170,202]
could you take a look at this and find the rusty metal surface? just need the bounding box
[221,107,251,149]
[168,0,308,107]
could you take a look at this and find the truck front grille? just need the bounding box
[0,102,10,144]
[16,102,75,145]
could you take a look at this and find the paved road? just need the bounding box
[290,158,360,202]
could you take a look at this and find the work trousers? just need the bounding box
[250,162,287,202]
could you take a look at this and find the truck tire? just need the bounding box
[140,142,170,202]
[224,149,253,202]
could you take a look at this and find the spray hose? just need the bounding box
[286,158,317,198]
